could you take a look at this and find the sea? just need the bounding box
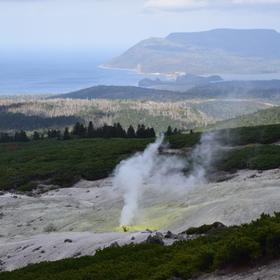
[0,51,154,96]
[0,51,280,96]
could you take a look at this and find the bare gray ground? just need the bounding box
[0,169,280,272]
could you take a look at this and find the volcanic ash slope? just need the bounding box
[0,169,280,271]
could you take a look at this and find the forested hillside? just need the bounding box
[213,106,280,129]
[0,111,80,131]
[0,96,272,132]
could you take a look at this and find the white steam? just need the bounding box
[113,131,220,226]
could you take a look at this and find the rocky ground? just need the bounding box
[1,169,280,272]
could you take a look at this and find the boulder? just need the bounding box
[146,235,164,245]
[64,239,73,243]
[109,241,120,248]
[165,231,177,239]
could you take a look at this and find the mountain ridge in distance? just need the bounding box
[105,28,280,75]
[51,79,280,101]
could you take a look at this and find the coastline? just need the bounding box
[99,64,181,80]
[100,65,280,81]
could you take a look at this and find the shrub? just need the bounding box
[44,224,57,233]
[214,236,261,268]
[265,228,280,257]
[184,222,226,235]
[193,247,215,271]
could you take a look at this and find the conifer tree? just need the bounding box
[87,121,95,138]
[33,131,41,141]
[63,127,71,140]
[166,126,173,136]
[127,125,136,138]
[15,130,29,142]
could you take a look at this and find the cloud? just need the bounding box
[144,0,280,11]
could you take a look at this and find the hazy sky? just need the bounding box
[0,0,280,53]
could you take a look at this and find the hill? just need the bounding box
[139,74,223,91]
[2,90,272,132]
[52,81,280,101]
[1,123,280,192]
[185,80,280,100]
[213,106,280,129]
[0,111,80,131]
[105,29,280,75]
[52,85,186,101]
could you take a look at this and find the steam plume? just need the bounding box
[113,131,220,226]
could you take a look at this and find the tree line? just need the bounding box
[0,111,80,131]
[0,122,181,143]
[0,122,182,143]
[62,122,156,140]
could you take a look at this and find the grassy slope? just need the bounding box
[169,124,280,172]
[0,138,151,191]
[213,106,280,129]
[1,124,280,192]
[2,213,280,280]
[218,145,280,171]
[169,124,280,149]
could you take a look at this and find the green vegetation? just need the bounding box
[213,106,280,129]
[183,222,226,235]
[1,124,280,192]
[0,98,212,133]
[0,138,152,191]
[194,100,271,121]
[217,124,280,146]
[52,85,186,101]
[2,213,280,280]
[0,122,158,143]
[2,95,273,134]
[0,111,80,131]
[168,124,280,149]
[168,132,201,148]
[217,145,280,171]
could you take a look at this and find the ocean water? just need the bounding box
[0,52,153,95]
[1,51,280,96]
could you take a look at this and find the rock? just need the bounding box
[110,241,120,248]
[177,234,187,241]
[146,229,153,233]
[32,246,42,252]
[131,236,135,241]
[72,252,82,258]
[155,232,164,239]
[146,235,164,245]
[165,231,176,239]
[64,239,73,243]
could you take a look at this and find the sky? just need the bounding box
[0,0,280,54]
